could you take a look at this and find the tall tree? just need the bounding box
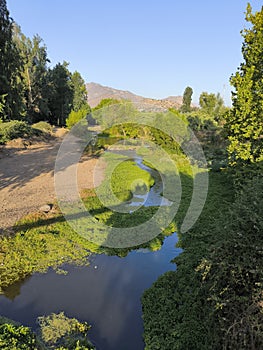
[227,4,263,166]
[0,0,24,120]
[180,86,193,113]
[199,91,227,122]
[13,25,50,122]
[199,92,217,115]
[47,62,73,126]
[71,71,90,112]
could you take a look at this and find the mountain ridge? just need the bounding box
[86,82,183,111]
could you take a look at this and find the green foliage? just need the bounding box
[1,2,91,125]
[0,209,94,292]
[0,120,32,143]
[13,25,50,123]
[0,314,95,350]
[226,4,263,168]
[142,171,235,350]
[32,121,53,134]
[180,86,193,113]
[100,153,155,202]
[199,92,217,115]
[0,0,24,120]
[102,109,189,156]
[47,62,74,126]
[71,71,90,113]
[198,92,227,123]
[66,108,89,129]
[38,312,95,349]
[0,322,38,350]
[92,99,136,127]
[142,161,263,349]
[92,98,120,112]
[198,176,263,349]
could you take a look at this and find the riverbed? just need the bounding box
[0,149,182,349]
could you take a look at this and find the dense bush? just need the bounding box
[38,312,95,349]
[0,321,39,350]
[66,108,89,129]
[0,314,95,350]
[142,171,234,350]
[200,176,263,349]
[142,172,263,349]
[32,121,53,134]
[0,120,32,144]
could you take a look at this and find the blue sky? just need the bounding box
[7,0,262,105]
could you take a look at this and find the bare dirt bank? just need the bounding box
[0,132,104,233]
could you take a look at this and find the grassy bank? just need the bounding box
[142,171,263,349]
[0,150,160,292]
[142,169,234,349]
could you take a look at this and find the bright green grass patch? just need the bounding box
[0,210,93,293]
[96,151,154,203]
[111,159,154,200]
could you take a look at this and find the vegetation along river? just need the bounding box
[0,150,182,349]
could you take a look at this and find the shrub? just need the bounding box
[0,322,38,350]
[0,120,32,144]
[66,108,89,129]
[38,312,95,349]
[32,121,53,134]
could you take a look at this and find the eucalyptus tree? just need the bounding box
[0,0,24,120]
[13,24,50,122]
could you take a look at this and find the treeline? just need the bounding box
[0,0,90,126]
[142,3,263,350]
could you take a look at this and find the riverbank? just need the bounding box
[0,146,179,350]
[141,169,237,349]
[142,171,263,350]
[0,132,105,233]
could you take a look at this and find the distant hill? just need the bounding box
[86,82,183,112]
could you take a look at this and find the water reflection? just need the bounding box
[0,233,182,350]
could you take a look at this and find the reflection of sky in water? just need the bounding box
[129,157,174,208]
[0,233,182,350]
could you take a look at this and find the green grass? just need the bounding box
[141,170,236,350]
[0,151,172,292]
[97,151,154,203]
[0,210,93,293]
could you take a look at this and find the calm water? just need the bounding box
[0,149,182,349]
[0,233,181,350]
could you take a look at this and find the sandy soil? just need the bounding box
[0,131,104,233]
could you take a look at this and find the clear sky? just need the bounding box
[7,0,262,105]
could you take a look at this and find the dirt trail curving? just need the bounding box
[0,131,104,233]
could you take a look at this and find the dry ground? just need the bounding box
[0,130,104,233]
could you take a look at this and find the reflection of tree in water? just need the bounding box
[2,275,31,300]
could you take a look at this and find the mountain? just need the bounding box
[86,82,183,111]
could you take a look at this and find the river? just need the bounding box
[0,149,182,349]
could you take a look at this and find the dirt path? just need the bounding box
[0,133,104,233]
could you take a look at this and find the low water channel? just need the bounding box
[0,150,182,349]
